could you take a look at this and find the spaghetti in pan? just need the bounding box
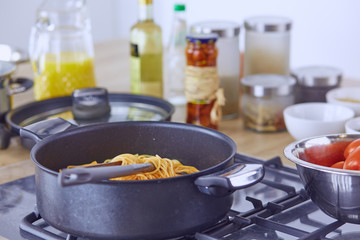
[67,153,199,180]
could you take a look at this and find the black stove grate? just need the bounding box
[18,154,350,240]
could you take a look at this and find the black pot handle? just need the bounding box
[20,118,78,144]
[8,77,33,95]
[194,162,264,197]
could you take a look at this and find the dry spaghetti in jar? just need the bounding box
[185,33,224,129]
[241,74,296,132]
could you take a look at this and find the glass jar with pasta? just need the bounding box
[185,33,224,129]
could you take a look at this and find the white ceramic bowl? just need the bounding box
[283,102,355,140]
[326,87,360,116]
[345,117,360,134]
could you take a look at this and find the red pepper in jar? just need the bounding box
[186,39,217,67]
[185,33,223,129]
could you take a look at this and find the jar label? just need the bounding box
[185,66,219,101]
[130,43,139,57]
[185,66,225,128]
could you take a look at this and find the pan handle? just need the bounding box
[8,77,33,95]
[194,163,264,197]
[20,118,77,143]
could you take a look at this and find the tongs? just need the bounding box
[58,161,155,187]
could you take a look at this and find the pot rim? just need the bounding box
[30,121,237,184]
[284,133,360,176]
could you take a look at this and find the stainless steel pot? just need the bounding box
[0,60,33,149]
[284,134,360,224]
[20,118,264,239]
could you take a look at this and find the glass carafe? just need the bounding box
[29,0,96,101]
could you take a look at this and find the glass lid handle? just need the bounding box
[72,87,111,120]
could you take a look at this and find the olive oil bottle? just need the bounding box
[130,0,163,98]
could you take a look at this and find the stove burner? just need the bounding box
[20,210,75,240]
[3,154,358,240]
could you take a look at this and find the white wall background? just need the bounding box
[1,0,360,79]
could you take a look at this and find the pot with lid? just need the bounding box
[0,61,33,149]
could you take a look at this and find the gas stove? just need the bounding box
[0,153,359,240]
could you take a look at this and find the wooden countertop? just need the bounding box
[1,38,357,184]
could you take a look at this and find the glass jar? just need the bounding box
[185,33,224,129]
[291,66,342,103]
[241,74,295,132]
[190,21,241,120]
[29,0,97,101]
[244,16,292,76]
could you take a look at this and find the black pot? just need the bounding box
[21,118,264,239]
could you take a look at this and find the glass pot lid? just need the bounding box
[6,88,174,134]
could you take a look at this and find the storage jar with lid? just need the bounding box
[291,66,342,103]
[190,21,241,120]
[244,16,292,76]
[185,33,224,129]
[241,74,296,132]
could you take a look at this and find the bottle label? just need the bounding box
[130,43,163,98]
[130,43,139,57]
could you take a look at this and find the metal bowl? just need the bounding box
[284,134,360,223]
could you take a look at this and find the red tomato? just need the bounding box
[304,141,350,167]
[330,161,345,169]
[344,147,360,170]
[344,138,360,158]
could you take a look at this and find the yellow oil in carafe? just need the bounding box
[32,52,96,101]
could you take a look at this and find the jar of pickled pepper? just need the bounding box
[185,33,224,129]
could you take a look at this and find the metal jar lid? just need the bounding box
[291,66,342,87]
[186,33,218,43]
[244,16,292,32]
[190,21,241,38]
[241,74,296,97]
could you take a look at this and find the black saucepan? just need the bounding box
[20,118,264,239]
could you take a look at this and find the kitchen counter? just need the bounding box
[0,38,358,185]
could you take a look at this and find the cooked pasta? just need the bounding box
[67,154,199,180]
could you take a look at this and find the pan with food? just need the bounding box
[20,118,264,239]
